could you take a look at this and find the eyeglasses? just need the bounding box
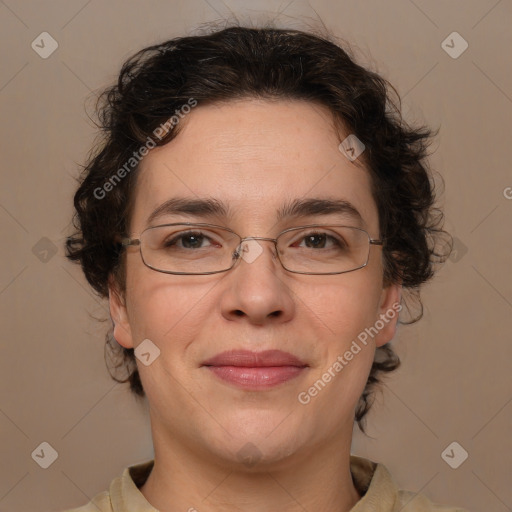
[121,223,383,275]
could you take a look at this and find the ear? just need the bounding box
[374,281,402,348]
[108,277,134,349]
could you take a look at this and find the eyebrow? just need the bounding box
[146,196,364,226]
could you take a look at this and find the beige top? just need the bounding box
[63,455,467,511]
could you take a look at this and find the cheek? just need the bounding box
[124,267,212,348]
[301,272,382,383]
[301,279,381,406]
[124,276,212,407]
[308,270,383,338]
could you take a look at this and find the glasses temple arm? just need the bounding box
[120,237,141,247]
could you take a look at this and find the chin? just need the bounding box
[204,413,311,471]
[216,437,306,473]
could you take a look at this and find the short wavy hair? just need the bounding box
[66,24,450,434]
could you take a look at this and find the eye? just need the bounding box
[163,230,221,250]
[293,230,347,250]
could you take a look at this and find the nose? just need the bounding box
[219,238,296,325]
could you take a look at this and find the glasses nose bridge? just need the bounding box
[238,235,279,252]
[239,235,278,244]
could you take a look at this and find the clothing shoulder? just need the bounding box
[395,489,469,511]
[349,455,468,512]
[60,461,155,512]
[60,489,112,512]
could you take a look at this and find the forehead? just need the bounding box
[131,99,378,234]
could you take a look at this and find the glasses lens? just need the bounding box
[137,224,372,275]
[140,224,239,274]
[277,225,370,274]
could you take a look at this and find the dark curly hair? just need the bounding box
[66,24,450,434]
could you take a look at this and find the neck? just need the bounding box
[140,428,361,512]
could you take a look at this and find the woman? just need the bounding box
[65,24,465,512]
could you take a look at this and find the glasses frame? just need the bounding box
[121,222,384,276]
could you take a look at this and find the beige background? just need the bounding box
[1,1,511,511]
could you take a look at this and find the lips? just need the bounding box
[202,349,307,368]
[201,350,308,390]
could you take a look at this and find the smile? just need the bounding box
[201,349,309,390]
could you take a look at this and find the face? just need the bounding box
[110,98,401,470]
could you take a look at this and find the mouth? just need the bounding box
[201,349,309,390]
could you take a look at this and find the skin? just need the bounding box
[109,98,401,512]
